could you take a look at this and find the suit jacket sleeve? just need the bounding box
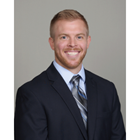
[14,86,48,140]
[110,83,126,140]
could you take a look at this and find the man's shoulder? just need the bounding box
[18,69,48,92]
[85,69,114,86]
[85,69,116,98]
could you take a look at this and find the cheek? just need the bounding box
[80,42,88,50]
[55,42,67,51]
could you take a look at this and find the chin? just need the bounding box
[64,61,82,69]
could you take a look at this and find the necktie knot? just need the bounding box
[70,75,80,86]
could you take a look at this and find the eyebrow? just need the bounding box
[76,33,86,36]
[58,34,68,37]
[58,33,86,37]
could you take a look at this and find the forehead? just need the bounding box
[53,19,87,34]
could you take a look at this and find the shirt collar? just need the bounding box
[53,60,85,84]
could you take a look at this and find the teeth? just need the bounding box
[67,52,78,55]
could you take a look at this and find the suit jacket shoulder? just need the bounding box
[85,69,116,95]
[85,69,113,84]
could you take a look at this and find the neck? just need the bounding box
[68,66,82,74]
[54,60,82,74]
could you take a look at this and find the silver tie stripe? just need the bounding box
[70,75,87,128]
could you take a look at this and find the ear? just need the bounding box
[87,35,91,49]
[48,37,55,50]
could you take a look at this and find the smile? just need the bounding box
[66,52,79,56]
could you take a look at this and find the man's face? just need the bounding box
[49,19,91,73]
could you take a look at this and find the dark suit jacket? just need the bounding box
[14,63,126,140]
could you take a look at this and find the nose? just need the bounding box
[68,37,77,47]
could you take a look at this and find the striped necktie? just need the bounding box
[70,75,87,128]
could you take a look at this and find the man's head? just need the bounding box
[49,9,91,74]
[50,9,89,39]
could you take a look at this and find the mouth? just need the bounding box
[66,51,79,56]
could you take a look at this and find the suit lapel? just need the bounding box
[85,70,98,140]
[46,63,88,140]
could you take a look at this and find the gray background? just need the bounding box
[15,0,126,126]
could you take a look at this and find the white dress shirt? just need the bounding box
[53,60,86,95]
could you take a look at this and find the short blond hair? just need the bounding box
[50,9,89,38]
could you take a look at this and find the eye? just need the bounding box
[61,36,67,39]
[77,36,83,39]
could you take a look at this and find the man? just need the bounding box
[15,9,126,140]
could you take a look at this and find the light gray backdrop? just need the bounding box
[15,0,126,126]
